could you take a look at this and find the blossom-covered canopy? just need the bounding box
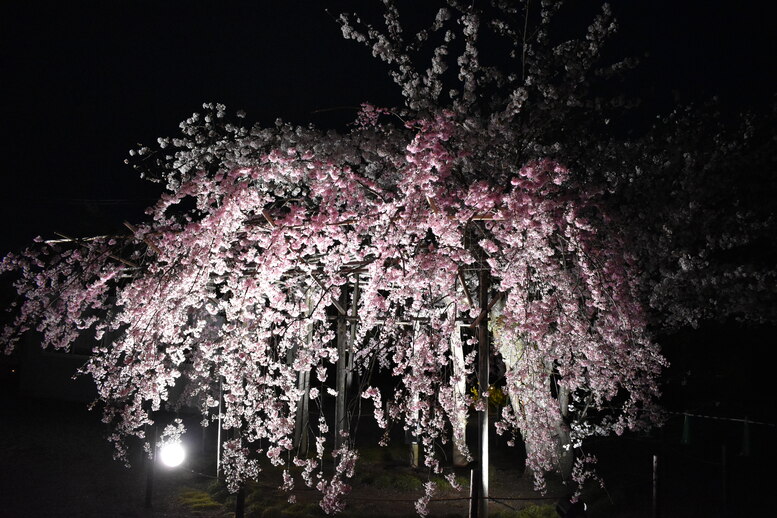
[4,1,731,514]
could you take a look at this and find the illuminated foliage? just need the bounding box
[4,1,772,514]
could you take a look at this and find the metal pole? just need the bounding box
[477,268,490,518]
[721,444,728,515]
[652,453,659,518]
[216,377,222,478]
[740,417,750,457]
[469,468,479,518]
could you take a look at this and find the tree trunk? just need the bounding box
[497,338,524,475]
[555,386,573,480]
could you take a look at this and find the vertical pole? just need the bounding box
[721,444,728,515]
[294,368,311,455]
[740,417,750,457]
[346,278,359,390]
[201,417,207,456]
[477,267,490,518]
[235,486,246,518]
[294,291,313,455]
[230,427,245,518]
[555,385,572,480]
[652,453,659,518]
[681,413,691,445]
[451,316,469,468]
[334,281,348,450]
[216,378,222,478]
[410,442,420,469]
[410,319,421,469]
[145,423,156,508]
[469,468,479,518]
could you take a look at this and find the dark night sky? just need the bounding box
[1,0,774,255]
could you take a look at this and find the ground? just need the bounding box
[0,394,770,517]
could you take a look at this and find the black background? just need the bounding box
[1,1,774,254]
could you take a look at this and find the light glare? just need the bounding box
[159,442,185,467]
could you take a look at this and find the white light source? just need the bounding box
[159,441,186,467]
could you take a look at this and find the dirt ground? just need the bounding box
[1,394,771,517]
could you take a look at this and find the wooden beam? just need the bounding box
[310,273,347,315]
[53,232,138,268]
[426,195,440,214]
[471,214,505,221]
[44,234,122,244]
[469,292,504,329]
[261,210,276,228]
[123,221,163,256]
[457,268,474,308]
[340,258,376,276]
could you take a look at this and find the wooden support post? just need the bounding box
[451,318,469,468]
[235,486,246,518]
[410,442,420,469]
[294,369,311,454]
[294,292,314,455]
[334,282,348,450]
[346,279,359,390]
[145,423,157,508]
[228,428,245,518]
[409,320,422,468]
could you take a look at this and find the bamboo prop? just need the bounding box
[123,221,163,256]
[53,232,138,268]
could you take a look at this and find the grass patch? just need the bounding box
[431,474,469,490]
[247,502,325,518]
[358,444,409,464]
[179,488,224,511]
[491,505,556,518]
[208,479,231,503]
[373,471,424,491]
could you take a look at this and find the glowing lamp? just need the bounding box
[159,441,186,467]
